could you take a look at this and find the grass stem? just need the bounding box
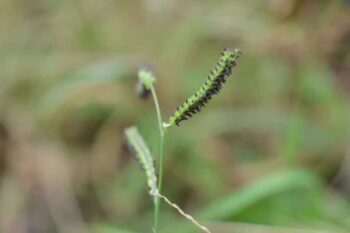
[150,85,165,233]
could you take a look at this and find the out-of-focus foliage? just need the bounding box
[0,0,349,233]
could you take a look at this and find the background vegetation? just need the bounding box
[0,0,349,233]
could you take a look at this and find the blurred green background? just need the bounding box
[0,0,349,233]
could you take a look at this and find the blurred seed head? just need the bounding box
[136,65,156,99]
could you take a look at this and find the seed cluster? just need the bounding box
[124,126,158,197]
[165,48,241,127]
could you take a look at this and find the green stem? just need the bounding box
[150,85,165,233]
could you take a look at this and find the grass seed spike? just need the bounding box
[124,126,158,199]
[164,48,242,128]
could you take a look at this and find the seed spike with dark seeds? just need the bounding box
[164,48,241,128]
[124,126,158,199]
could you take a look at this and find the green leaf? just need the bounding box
[199,169,323,220]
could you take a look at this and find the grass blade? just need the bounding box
[199,169,322,220]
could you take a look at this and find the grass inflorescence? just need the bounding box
[127,48,242,233]
[136,67,156,99]
[124,126,158,198]
[164,48,241,128]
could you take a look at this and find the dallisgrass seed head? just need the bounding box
[164,48,242,128]
[124,126,158,198]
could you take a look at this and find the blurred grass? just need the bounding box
[199,169,323,220]
[0,0,349,233]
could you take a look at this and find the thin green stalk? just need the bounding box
[150,85,165,233]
